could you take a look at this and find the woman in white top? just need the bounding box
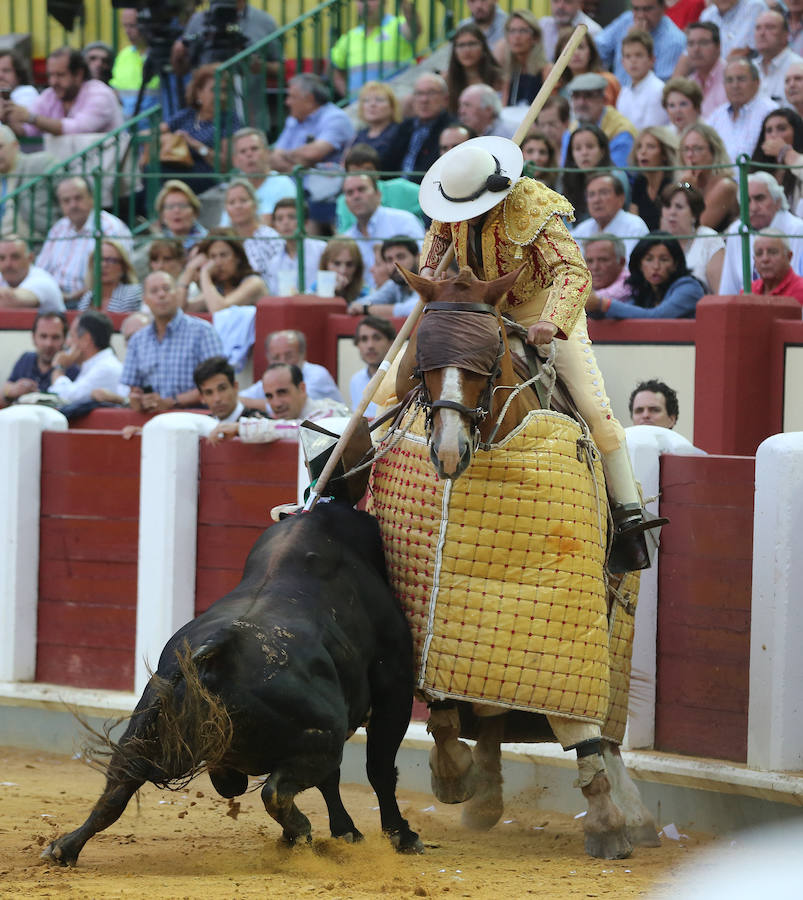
[223,179,281,287]
[659,182,725,293]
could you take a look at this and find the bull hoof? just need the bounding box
[461,771,503,831]
[281,832,312,849]
[335,828,364,844]
[584,827,632,860]
[388,828,425,854]
[429,742,479,804]
[628,822,661,847]
[40,841,75,868]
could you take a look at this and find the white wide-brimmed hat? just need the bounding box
[419,136,524,223]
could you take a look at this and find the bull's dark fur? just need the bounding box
[42,503,422,867]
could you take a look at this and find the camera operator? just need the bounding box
[171,0,280,76]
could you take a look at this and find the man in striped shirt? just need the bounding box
[35,176,132,306]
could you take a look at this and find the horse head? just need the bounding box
[397,264,527,481]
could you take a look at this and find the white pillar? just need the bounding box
[0,406,68,681]
[622,426,706,750]
[134,413,215,695]
[748,433,803,771]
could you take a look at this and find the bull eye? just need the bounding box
[305,551,318,565]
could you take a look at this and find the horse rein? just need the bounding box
[415,300,505,449]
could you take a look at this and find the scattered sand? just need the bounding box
[0,746,715,898]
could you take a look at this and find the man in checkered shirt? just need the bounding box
[120,271,222,413]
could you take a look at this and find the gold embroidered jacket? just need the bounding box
[421,177,591,339]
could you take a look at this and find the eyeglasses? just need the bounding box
[507,26,534,35]
[162,202,192,211]
[100,256,123,265]
[675,182,692,189]
[413,88,443,97]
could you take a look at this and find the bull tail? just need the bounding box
[77,640,234,791]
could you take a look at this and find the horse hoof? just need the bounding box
[460,774,503,831]
[429,742,479,804]
[628,823,661,847]
[584,827,632,860]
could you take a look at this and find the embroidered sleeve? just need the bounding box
[421,221,451,270]
[532,215,591,340]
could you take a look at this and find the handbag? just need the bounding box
[142,132,195,168]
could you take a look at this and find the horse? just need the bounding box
[371,265,660,860]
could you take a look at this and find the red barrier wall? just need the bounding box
[37,431,140,691]
[655,454,755,762]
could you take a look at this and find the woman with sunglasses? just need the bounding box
[77,240,142,313]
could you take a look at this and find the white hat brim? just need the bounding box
[418,136,524,223]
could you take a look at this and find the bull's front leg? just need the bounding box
[317,767,363,842]
[261,769,312,846]
[41,776,143,867]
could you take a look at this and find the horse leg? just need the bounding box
[461,711,505,831]
[547,717,631,860]
[427,704,479,804]
[601,741,660,847]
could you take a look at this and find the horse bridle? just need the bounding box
[415,301,505,448]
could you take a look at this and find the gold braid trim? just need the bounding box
[502,178,575,258]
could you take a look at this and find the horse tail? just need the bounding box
[78,638,234,791]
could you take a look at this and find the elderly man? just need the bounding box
[699,0,767,59]
[0,311,78,407]
[719,172,803,295]
[459,0,508,49]
[583,235,630,305]
[755,11,803,103]
[0,236,63,312]
[121,270,223,412]
[540,0,601,62]
[269,74,355,224]
[458,84,515,138]
[109,8,159,119]
[341,173,425,287]
[331,0,419,96]
[684,22,726,117]
[438,124,474,155]
[572,174,649,261]
[707,59,778,167]
[595,0,685,86]
[48,310,123,406]
[0,47,122,140]
[629,380,679,428]
[220,128,295,226]
[564,73,637,167]
[240,329,344,406]
[0,124,57,238]
[751,229,803,304]
[390,73,455,182]
[785,61,803,116]
[35,176,132,305]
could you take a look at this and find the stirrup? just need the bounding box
[608,504,669,573]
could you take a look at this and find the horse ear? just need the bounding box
[396,264,438,301]
[484,264,527,307]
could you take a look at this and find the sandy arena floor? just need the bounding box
[1,746,715,898]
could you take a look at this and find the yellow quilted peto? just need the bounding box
[369,405,615,725]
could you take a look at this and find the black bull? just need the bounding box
[42,503,423,866]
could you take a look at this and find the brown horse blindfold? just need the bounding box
[416,311,502,377]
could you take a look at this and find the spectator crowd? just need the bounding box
[3,0,803,430]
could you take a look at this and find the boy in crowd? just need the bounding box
[616,31,669,129]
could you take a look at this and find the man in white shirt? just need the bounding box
[718,172,803,294]
[50,310,122,405]
[755,10,803,102]
[220,128,296,226]
[269,197,326,295]
[706,58,778,162]
[700,0,768,60]
[240,329,344,409]
[0,236,64,312]
[35,175,132,305]
[540,0,600,62]
[615,30,669,129]
[341,174,426,288]
[349,315,396,418]
[572,174,649,262]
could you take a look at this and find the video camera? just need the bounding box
[181,0,248,67]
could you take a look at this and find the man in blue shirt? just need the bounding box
[595,0,686,86]
[121,270,223,413]
[1,310,78,406]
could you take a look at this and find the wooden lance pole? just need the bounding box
[304,25,588,510]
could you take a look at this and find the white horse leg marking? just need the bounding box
[435,367,466,477]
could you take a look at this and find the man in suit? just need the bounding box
[391,73,455,183]
[0,124,57,239]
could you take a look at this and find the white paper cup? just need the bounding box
[316,269,337,297]
[277,270,297,297]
